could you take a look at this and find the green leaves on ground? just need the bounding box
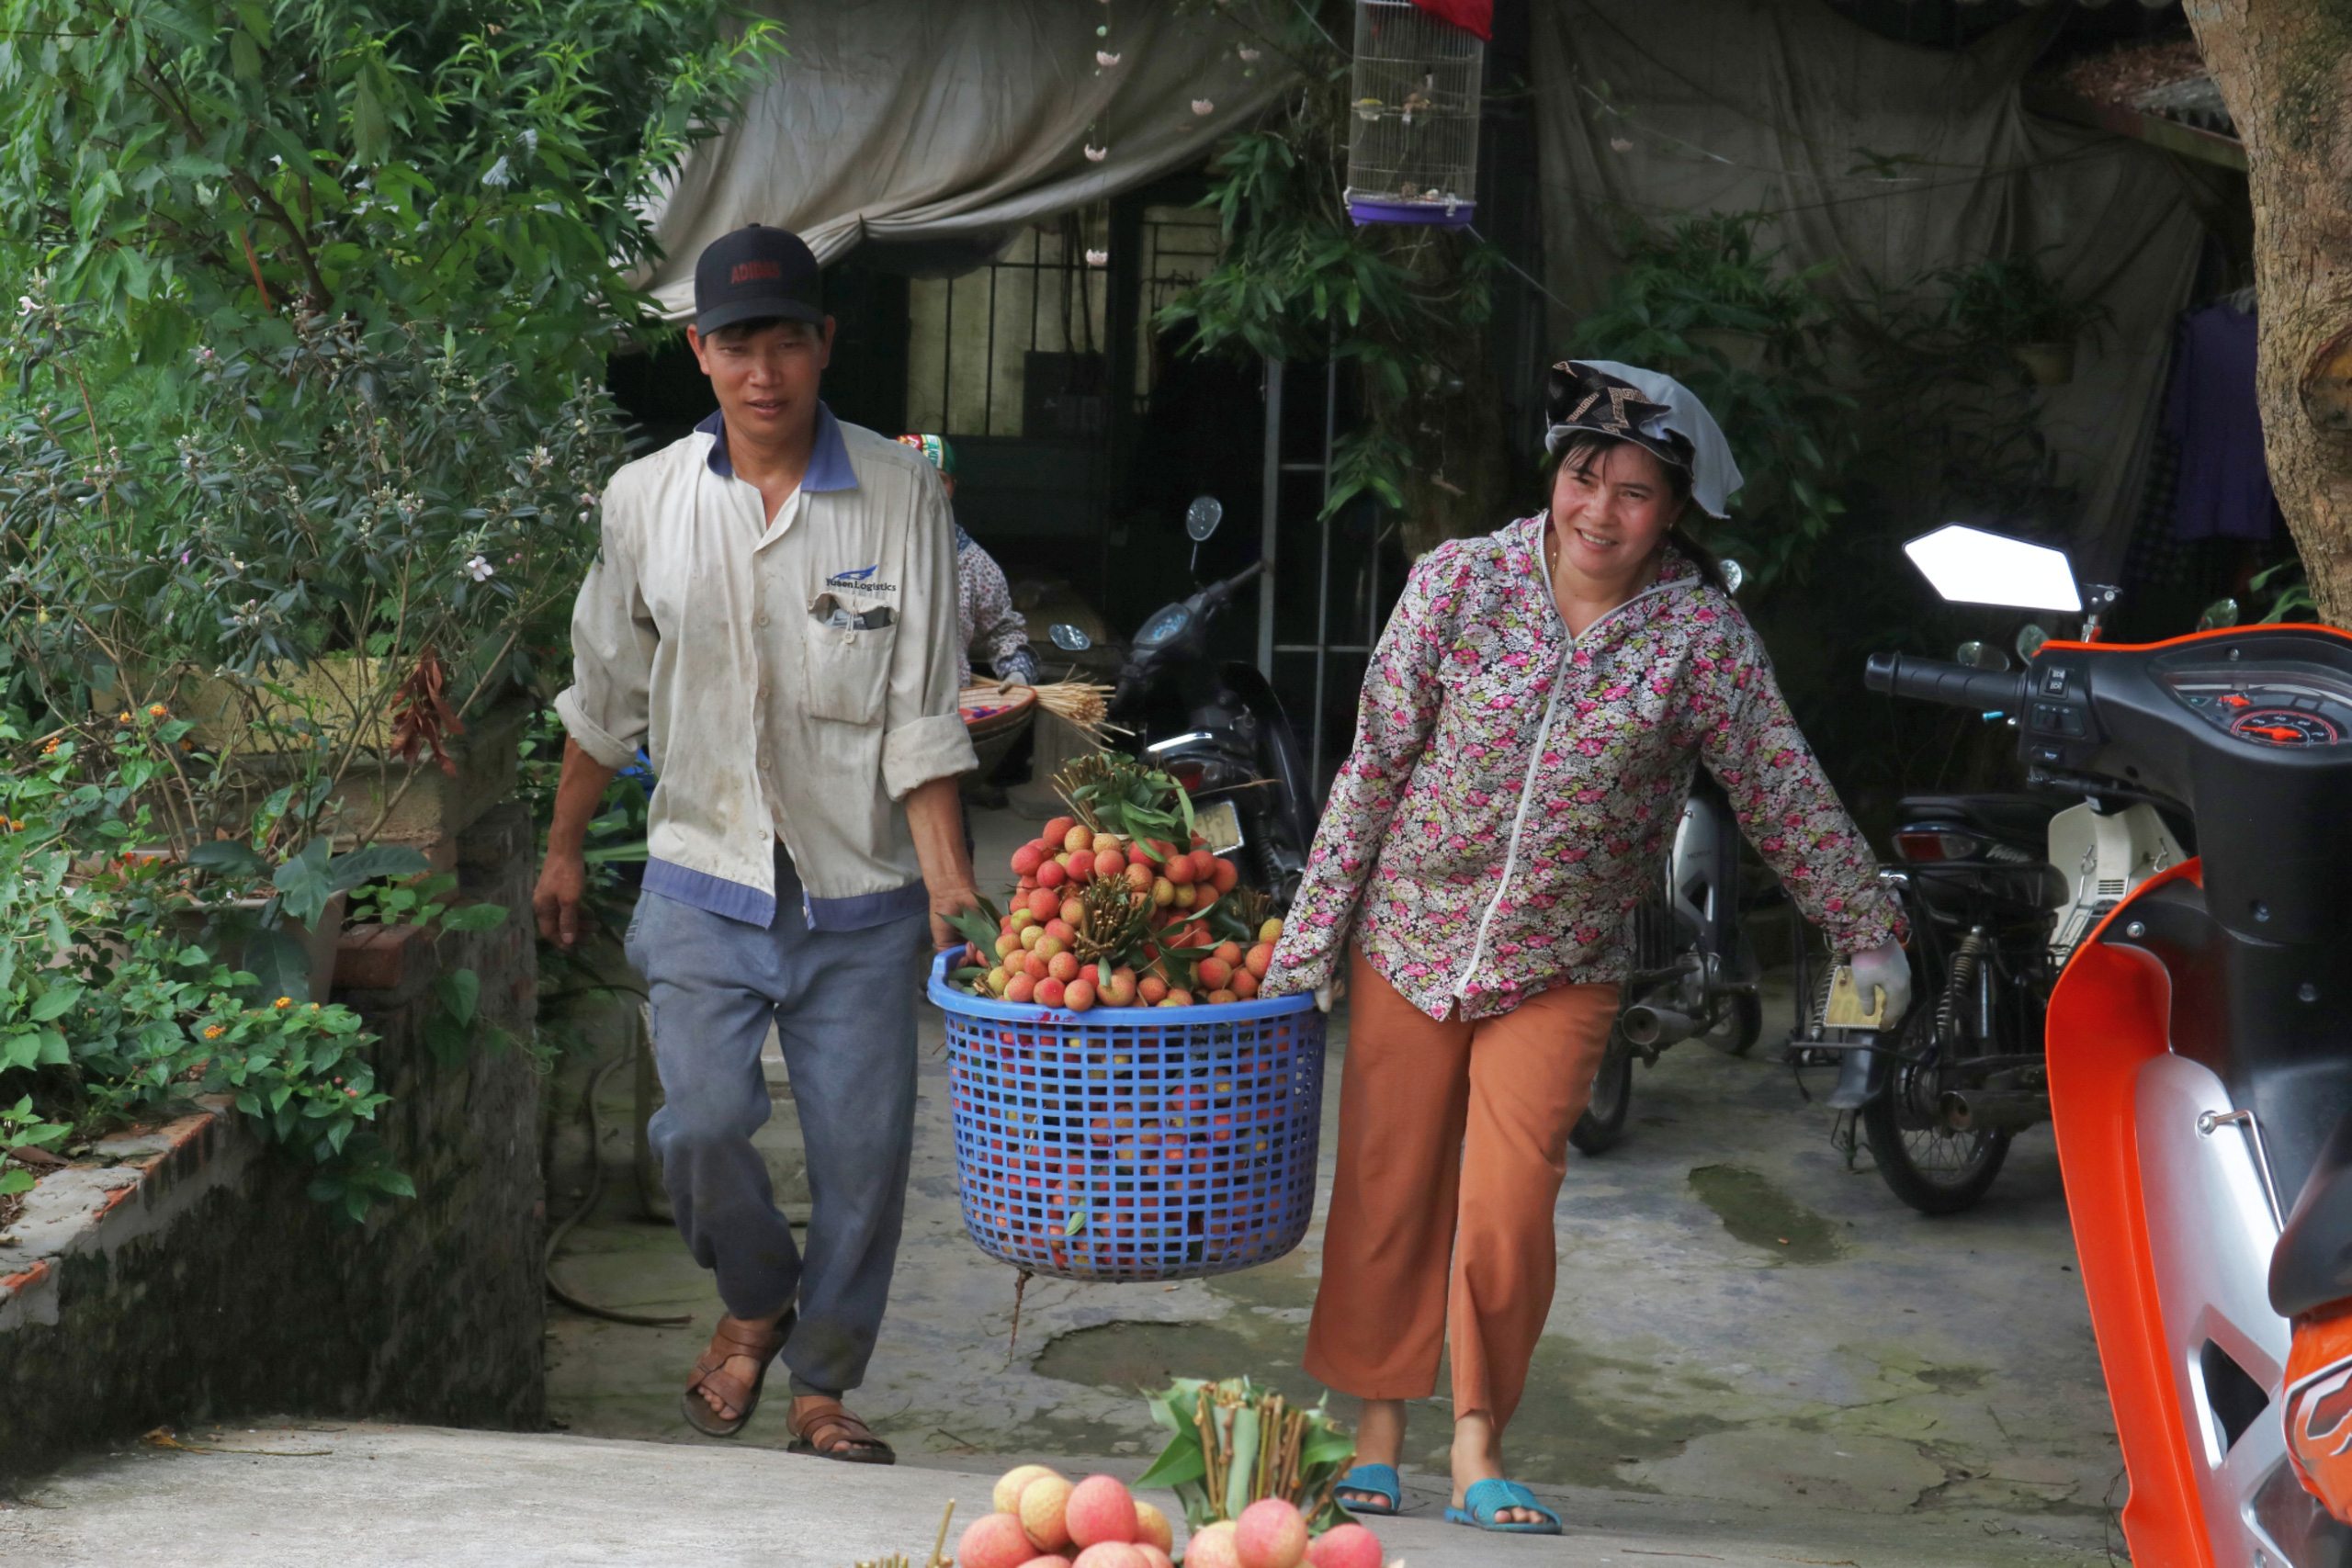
[1139,1376,1359,1532]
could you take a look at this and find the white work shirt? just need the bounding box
[556,405,977,930]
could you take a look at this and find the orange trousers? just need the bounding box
[1303,946,1619,1433]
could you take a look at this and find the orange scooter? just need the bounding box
[1868,527,2352,1566]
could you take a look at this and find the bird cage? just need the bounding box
[1344,0,1485,229]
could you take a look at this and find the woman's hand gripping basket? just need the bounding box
[931,954,1326,1280]
[931,752,1329,1281]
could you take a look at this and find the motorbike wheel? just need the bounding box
[1570,1025,1635,1156]
[1702,991,1765,1057]
[1859,1006,2012,1215]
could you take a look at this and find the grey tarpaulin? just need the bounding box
[633,0,1295,317]
[1532,0,2210,575]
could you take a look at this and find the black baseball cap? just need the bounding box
[694,224,825,334]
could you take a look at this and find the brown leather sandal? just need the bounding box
[786,1396,896,1464]
[680,1312,794,1438]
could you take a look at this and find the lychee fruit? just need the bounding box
[1005,974,1036,1003]
[1047,951,1080,983]
[1036,976,1067,1009]
[1064,1473,1139,1547]
[1182,1521,1242,1568]
[1230,971,1259,998]
[1245,942,1274,977]
[1069,1547,1146,1568]
[1027,887,1060,919]
[1038,860,1068,889]
[1258,918,1283,943]
[1041,816,1077,846]
[1138,976,1168,1004]
[1303,1521,1382,1568]
[1164,852,1196,886]
[1011,843,1045,877]
[960,1510,1038,1568]
[1020,1473,1076,1551]
[1233,1498,1308,1568]
[1196,956,1232,989]
[1093,848,1126,880]
[1132,1501,1173,1553]
[1063,824,1094,854]
[1065,977,1096,1011]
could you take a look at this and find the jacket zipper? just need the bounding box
[1449,573,1690,1003]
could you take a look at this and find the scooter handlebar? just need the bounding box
[1863,651,2031,713]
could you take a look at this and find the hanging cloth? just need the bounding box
[1408,0,1492,40]
[2164,302,2280,543]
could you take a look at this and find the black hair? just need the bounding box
[1544,430,1727,592]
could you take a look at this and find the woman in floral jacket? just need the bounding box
[1260,361,1908,1534]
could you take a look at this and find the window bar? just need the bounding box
[983,262,1000,437]
[1307,352,1339,795]
[940,273,956,434]
[1257,357,1283,679]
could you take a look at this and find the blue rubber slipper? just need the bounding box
[1444,1477,1563,1534]
[1335,1462,1404,1516]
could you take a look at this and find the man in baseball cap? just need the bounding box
[538,224,981,1461]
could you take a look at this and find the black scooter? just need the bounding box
[1047,499,1314,908]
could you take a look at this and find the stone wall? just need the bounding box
[0,803,545,1482]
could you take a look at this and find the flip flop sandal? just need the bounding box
[1334,1463,1404,1516]
[1444,1478,1563,1535]
[786,1398,897,1465]
[679,1312,794,1438]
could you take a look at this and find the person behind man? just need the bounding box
[534,225,981,1460]
[895,433,1036,690]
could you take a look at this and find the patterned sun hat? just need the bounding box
[896,433,956,476]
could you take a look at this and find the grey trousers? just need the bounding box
[625,863,929,1398]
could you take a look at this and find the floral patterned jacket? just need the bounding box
[1261,517,1901,1021]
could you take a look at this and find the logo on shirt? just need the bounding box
[826,563,897,595]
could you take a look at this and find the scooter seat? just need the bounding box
[2273,1111,2352,1318]
[1895,793,2061,852]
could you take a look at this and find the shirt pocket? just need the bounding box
[800,619,898,726]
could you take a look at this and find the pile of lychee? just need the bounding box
[955,1467,1384,1568]
[958,816,1283,1011]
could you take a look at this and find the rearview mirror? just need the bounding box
[1047,623,1092,652]
[1185,496,1225,542]
[1954,640,2010,672]
[1903,525,2081,613]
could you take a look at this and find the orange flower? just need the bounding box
[117,711,132,725]
[146,704,168,718]
[272,996,293,1010]
[202,1025,224,1039]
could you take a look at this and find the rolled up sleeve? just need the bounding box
[556,491,658,773]
[882,471,978,799]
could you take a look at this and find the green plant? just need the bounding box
[1154,4,1504,548]
[0,291,628,848]
[1930,251,2112,347]
[0,1095,70,1198]
[0,710,493,1215]
[0,0,780,377]
[2254,558,2318,623]
[1565,211,1857,592]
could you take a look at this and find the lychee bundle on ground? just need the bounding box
[955,1467,1385,1568]
[956,1466,1176,1568]
[945,753,1285,1012]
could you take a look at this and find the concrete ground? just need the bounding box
[526,806,2120,1562]
[0,804,2124,1565]
[0,1421,2091,1567]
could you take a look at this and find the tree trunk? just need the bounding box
[2186,0,2352,626]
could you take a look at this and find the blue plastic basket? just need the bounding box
[929,952,1328,1282]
